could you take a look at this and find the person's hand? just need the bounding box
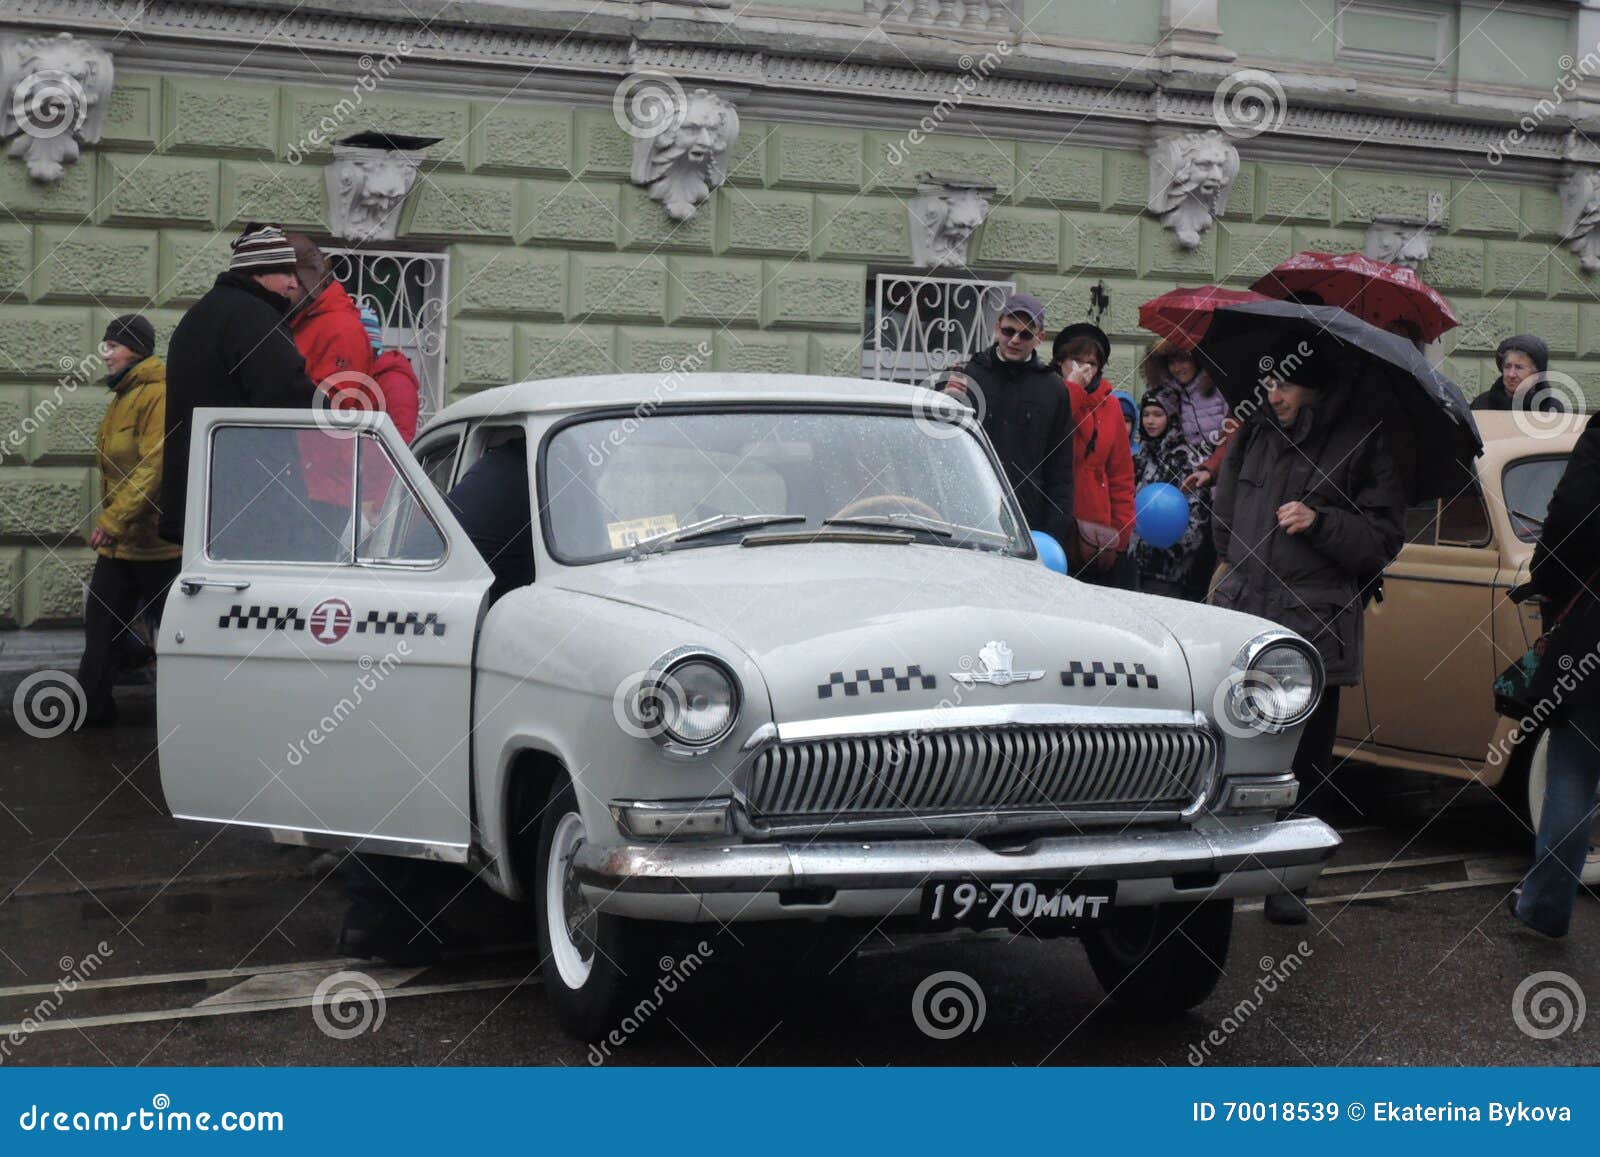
[89,528,115,550]
[1276,501,1318,535]
[1181,467,1212,493]
[1063,359,1096,388]
[941,371,970,396]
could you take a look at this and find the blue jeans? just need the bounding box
[1516,714,1600,936]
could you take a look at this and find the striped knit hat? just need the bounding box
[358,303,384,354]
[229,222,297,274]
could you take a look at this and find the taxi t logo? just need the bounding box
[951,640,1045,687]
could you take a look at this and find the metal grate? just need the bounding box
[747,724,1215,819]
[326,248,448,430]
[863,272,1014,386]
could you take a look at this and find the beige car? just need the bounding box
[1334,411,1586,824]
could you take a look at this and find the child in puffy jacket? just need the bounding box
[1131,396,1209,599]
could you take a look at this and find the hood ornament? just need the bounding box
[952,640,1045,687]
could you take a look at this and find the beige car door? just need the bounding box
[1361,494,1500,760]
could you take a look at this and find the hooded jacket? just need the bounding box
[94,356,180,562]
[1063,374,1137,549]
[160,271,318,543]
[1211,386,1405,685]
[1143,341,1230,458]
[947,344,1076,546]
[1131,399,1208,588]
[290,281,377,505]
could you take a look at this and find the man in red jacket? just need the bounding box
[285,236,374,519]
[1051,323,1136,588]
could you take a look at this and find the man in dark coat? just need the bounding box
[1471,334,1561,413]
[159,222,318,546]
[1211,335,1404,922]
[1512,410,1600,936]
[940,293,1076,549]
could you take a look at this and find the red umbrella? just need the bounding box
[1138,285,1269,348]
[1251,251,1459,342]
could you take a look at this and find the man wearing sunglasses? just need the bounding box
[940,292,1076,553]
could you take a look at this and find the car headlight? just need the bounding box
[1220,634,1323,735]
[642,652,740,755]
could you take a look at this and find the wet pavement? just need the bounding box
[2,686,1597,1067]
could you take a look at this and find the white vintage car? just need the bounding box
[158,374,1339,1037]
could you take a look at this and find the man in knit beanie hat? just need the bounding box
[159,222,318,545]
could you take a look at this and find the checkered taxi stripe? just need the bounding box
[818,665,937,699]
[217,605,306,630]
[354,610,445,637]
[1060,661,1159,689]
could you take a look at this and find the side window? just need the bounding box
[1438,493,1491,547]
[357,434,445,564]
[1402,501,1437,546]
[415,433,461,495]
[207,425,442,566]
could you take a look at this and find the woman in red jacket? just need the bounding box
[1050,323,1137,589]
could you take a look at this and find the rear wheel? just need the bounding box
[1082,899,1232,1014]
[533,778,655,1040]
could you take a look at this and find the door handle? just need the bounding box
[179,577,252,596]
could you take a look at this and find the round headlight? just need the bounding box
[1231,640,1319,730]
[656,658,738,749]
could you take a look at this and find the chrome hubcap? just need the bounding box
[546,811,595,989]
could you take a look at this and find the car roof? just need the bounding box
[425,373,950,428]
[1472,411,1586,472]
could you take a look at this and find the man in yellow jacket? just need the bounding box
[76,315,181,726]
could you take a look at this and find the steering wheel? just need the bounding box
[830,494,945,522]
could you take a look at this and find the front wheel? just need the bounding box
[533,778,655,1039]
[1082,899,1232,1014]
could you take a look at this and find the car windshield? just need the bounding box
[541,408,1028,563]
[1503,455,1571,543]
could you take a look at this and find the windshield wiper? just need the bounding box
[823,513,1014,548]
[627,513,804,558]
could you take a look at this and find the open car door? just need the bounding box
[157,408,494,863]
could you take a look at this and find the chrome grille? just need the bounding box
[746,724,1215,819]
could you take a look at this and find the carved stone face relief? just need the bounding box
[1147,130,1239,250]
[908,174,997,268]
[327,148,424,242]
[630,88,740,222]
[1560,168,1600,274]
[1363,218,1439,270]
[0,32,114,183]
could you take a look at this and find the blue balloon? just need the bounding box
[1135,482,1191,550]
[1031,530,1068,575]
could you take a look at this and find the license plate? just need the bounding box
[920,878,1116,931]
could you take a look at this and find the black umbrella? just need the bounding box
[1198,299,1483,503]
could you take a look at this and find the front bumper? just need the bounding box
[574,815,1341,923]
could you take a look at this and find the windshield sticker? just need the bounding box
[818,665,937,699]
[1060,661,1159,690]
[607,514,678,550]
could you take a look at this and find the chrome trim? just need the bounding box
[573,815,1341,896]
[741,703,1205,749]
[729,805,1183,839]
[1227,631,1325,735]
[179,577,251,595]
[170,815,469,863]
[1220,772,1300,812]
[610,798,732,838]
[639,645,742,758]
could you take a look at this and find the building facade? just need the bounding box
[0,0,1597,624]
